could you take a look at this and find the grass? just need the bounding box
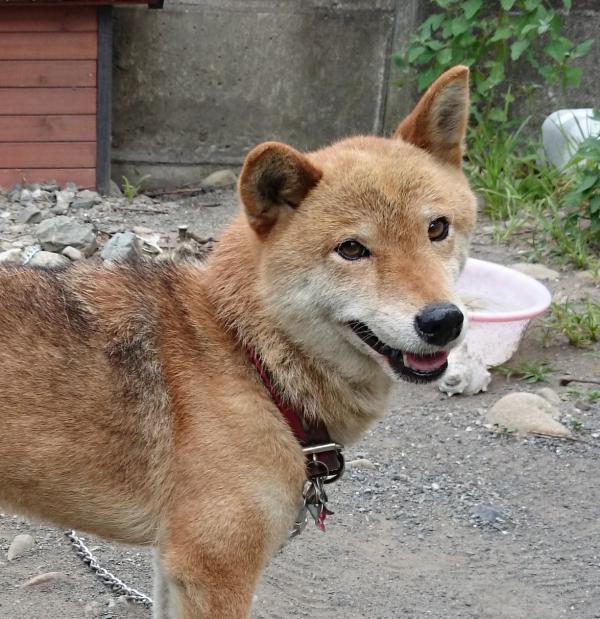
[465,121,599,271]
[567,388,600,402]
[121,175,150,201]
[543,299,600,348]
[493,361,554,383]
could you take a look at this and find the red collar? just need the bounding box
[247,346,344,482]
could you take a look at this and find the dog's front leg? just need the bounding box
[153,496,291,619]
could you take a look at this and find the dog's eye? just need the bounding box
[336,240,370,261]
[428,217,449,242]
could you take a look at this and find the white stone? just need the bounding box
[200,169,237,190]
[485,392,570,437]
[28,251,70,268]
[7,534,34,560]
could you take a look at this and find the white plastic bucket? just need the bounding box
[457,258,552,367]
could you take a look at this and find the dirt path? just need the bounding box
[0,189,598,619]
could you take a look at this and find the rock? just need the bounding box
[16,205,42,225]
[83,601,103,617]
[537,387,562,412]
[471,504,507,526]
[19,188,34,203]
[28,250,70,268]
[61,246,84,261]
[485,392,570,437]
[100,231,142,262]
[109,179,123,197]
[31,188,49,201]
[23,571,67,587]
[510,262,560,281]
[200,169,237,190]
[347,458,376,470]
[72,189,99,209]
[37,216,97,256]
[7,534,34,560]
[0,248,23,264]
[54,189,75,210]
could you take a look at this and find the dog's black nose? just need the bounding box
[415,303,464,346]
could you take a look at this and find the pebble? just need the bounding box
[23,571,67,587]
[100,231,142,262]
[61,246,84,261]
[510,262,560,281]
[54,189,75,210]
[7,534,34,560]
[471,503,506,525]
[485,392,570,437]
[346,458,376,470]
[201,169,238,190]
[37,216,97,257]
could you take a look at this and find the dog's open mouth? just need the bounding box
[347,320,448,382]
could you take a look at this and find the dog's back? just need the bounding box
[0,262,181,541]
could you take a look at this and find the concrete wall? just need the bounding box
[111,0,600,189]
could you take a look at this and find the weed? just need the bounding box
[121,175,150,201]
[544,300,600,347]
[571,419,585,433]
[494,361,554,383]
[567,388,600,403]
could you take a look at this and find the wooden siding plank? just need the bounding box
[0,168,95,189]
[0,88,96,115]
[0,115,96,142]
[0,33,97,60]
[0,61,96,88]
[0,142,96,168]
[0,7,97,32]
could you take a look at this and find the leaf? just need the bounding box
[500,0,516,10]
[511,40,529,61]
[572,39,594,59]
[545,37,572,62]
[463,0,482,20]
[490,27,513,42]
[565,66,583,87]
[408,46,427,63]
[417,68,440,91]
[488,108,508,123]
[451,17,469,36]
[563,0,572,9]
[438,48,452,65]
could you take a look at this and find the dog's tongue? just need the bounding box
[403,350,448,372]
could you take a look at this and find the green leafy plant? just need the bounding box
[494,361,554,383]
[121,174,150,201]
[544,299,600,347]
[394,0,592,127]
[394,1,597,269]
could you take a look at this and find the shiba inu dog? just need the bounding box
[0,66,476,618]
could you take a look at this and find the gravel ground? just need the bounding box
[0,184,598,619]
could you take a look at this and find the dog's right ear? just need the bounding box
[239,142,322,236]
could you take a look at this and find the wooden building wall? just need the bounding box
[0,7,98,189]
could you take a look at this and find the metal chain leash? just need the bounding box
[65,531,153,609]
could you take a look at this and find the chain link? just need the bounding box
[65,530,153,609]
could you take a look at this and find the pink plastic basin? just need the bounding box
[457,258,552,366]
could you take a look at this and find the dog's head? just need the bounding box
[238,66,477,383]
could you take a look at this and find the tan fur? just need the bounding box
[0,67,476,618]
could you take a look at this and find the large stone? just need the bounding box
[28,251,70,268]
[37,216,97,256]
[72,189,99,209]
[16,205,42,225]
[100,231,143,262]
[200,169,238,190]
[510,262,560,281]
[7,534,34,561]
[0,248,23,264]
[485,392,570,437]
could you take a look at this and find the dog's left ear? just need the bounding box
[239,141,322,236]
[394,66,470,167]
